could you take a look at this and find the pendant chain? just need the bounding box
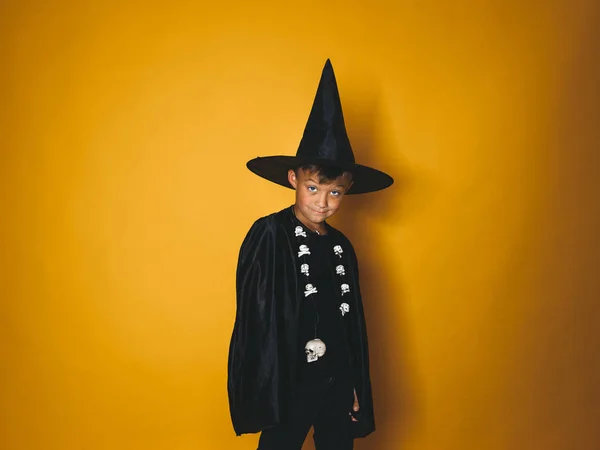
[294,216,352,363]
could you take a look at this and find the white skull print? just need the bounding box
[295,226,307,238]
[298,245,311,257]
[300,263,310,276]
[340,303,350,316]
[341,284,350,295]
[304,284,318,297]
[335,265,345,276]
[333,245,343,257]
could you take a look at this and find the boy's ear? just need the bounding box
[288,169,298,189]
[346,180,354,193]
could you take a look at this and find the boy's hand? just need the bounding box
[351,388,360,422]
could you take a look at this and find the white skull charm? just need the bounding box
[298,244,311,257]
[305,338,327,363]
[341,284,350,296]
[340,303,350,316]
[300,263,310,276]
[304,283,318,297]
[335,265,345,276]
[333,245,343,257]
[295,226,307,238]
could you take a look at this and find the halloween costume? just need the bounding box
[227,60,393,443]
[229,206,374,437]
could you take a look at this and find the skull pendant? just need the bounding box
[305,338,327,363]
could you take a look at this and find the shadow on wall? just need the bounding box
[303,85,421,449]
[346,90,417,450]
[528,8,600,448]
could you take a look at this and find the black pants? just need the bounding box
[257,375,354,450]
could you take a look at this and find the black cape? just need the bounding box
[227,206,375,438]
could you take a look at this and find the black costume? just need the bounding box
[295,225,351,383]
[228,206,375,438]
[226,59,393,445]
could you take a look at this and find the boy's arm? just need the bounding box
[228,218,280,435]
[351,389,360,422]
[347,238,376,436]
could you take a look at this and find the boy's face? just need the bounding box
[287,168,353,229]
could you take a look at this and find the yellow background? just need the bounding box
[2,1,599,449]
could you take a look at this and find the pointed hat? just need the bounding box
[246,59,393,194]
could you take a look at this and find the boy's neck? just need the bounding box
[292,205,327,235]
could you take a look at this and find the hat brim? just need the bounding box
[246,156,393,195]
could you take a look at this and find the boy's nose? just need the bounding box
[315,194,328,208]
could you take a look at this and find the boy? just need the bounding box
[227,60,393,449]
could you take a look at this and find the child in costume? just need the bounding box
[227,60,393,450]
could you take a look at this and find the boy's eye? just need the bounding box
[307,186,317,192]
[331,190,340,197]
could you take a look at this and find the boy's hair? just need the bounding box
[294,164,353,184]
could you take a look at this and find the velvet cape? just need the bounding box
[227,206,375,438]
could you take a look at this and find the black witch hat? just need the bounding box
[246,59,393,194]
